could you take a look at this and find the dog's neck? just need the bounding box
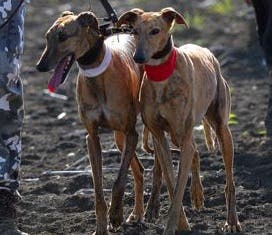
[77,36,105,66]
[144,36,177,82]
[76,37,112,78]
[152,36,174,60]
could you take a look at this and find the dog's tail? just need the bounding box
[202,118,217,152]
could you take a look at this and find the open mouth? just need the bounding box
[47,53,75,92]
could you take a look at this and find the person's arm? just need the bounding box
[0,0,26,95]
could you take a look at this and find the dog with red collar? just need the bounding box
[118,7,241,235]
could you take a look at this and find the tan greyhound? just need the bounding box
[118,7,241,235]
[36,11,145,235]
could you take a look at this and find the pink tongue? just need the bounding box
[47,56,68,92]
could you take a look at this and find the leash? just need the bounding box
[0,0,25,30]
[99,0,118,24]
[94,0,132,37]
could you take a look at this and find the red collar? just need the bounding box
[144,48,177,82]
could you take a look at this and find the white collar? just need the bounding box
[77,43,112,78]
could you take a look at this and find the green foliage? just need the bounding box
[229,86,234,94]
[210,0,233,15]
[241,131,249,137]
[228,119,238,125]
[257,129,266,136]
[228,112,238,125]
[183,12,205,30]
[229,113,237,119]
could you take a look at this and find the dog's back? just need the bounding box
[105,34,135,55]
[178,44,230,124]
[105,34,140,73]
[105,34,143,102]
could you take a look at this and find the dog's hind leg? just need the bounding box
[114,131,145,223]
[109,129,139,230]
[145,154,162,222]
[128,154,145,222]
[86,128,108,235]
[206,78,241,232]
[214,124,241,232]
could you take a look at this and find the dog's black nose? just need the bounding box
[133,51,147,64]
[36,62,49,72]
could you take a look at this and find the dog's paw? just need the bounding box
[108,205,124,231]
[144,200,160,223]
[92,232,109,235]
[162,228,176,235]
[222,221,242,233]
[190,181,204,210]
[190,188,204,210]
[126,210,144,223]
[92,227,109,235]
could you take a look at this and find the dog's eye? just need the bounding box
[58,32,68,42]
[150,28,160,35]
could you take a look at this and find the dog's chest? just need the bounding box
[145,80,186,123]
[153,84,166,104]
[78,81,115,126]
[80,102,122,128]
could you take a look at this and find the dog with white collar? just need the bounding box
[36,11,145,235]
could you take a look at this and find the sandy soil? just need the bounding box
[16,0,272,234]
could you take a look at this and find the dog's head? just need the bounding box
[118,8,188,64]
[36,11,100,91]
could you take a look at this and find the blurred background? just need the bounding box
[18,1,272,234]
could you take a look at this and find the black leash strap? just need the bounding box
[0,0,25,30]
[90,0,132,36]
[99,0,118,24]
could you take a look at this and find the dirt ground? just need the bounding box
[17,0,272,234]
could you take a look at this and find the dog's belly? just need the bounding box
[193,79,217,124]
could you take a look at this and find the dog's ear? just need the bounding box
[61,11,74,17]
[77,11,98,29]
[161,7,188,27]
[117,8,144,27]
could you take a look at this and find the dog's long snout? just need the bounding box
[133,49,147,64]
[36,48,55,72]
[36,60,49,72]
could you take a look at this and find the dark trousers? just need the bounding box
[252,0,272,135]
[252,0,272,67]
[0,0,25,193]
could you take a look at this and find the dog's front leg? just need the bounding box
[87,131,108,235]
[109,129,138,230]
[163,133,194,235]
[145,154,162,222]
[151,130,191,230]
[151,132,175,198]
[114,131,145,224]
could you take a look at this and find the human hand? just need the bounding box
[7,73,23,95]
